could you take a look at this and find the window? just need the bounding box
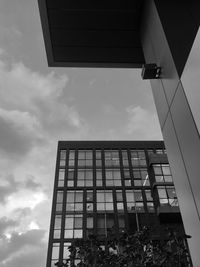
[51,243,60,267]
[157,186,178,207]
[53,215,62,239]
[153,164,173,183]
[145,190,154,212]
[56,191,63,213]
[63,242,71,261]
[58,169,65,187]
[66,191,83,212]
[96,150,102,167]
[126,190,144,212]
[123,168,132,187]
[96,170,102,186]
[86,190,93,212]
[97,190,113,212]
[68,150,75,167]
[64,214,83,239]
[97,214,114,237]
[67,169,74,187]
[105,169,121,186]
[86,216,94,238]
[78,150,93,167]
[116,190,124,212]
[133,169,149,186]
[104,150,120,167]
[77,169,93,187]
[131,150,146,167]
[122,150,129,167]
[60,150,66,167]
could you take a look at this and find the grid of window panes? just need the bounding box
[157,186,178,207]
[153,164,173,183]
[104,150,120,167]
[51,146,162,265]
[130,150,147,167]
[132,168,150,186]
[78,150,93,167]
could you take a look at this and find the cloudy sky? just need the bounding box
[0,1,162,266]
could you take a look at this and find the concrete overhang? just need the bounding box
[38,0,145,67]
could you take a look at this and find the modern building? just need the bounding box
[38,1,200,264]
[47,141,190,267]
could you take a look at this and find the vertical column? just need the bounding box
[140,0,200,265]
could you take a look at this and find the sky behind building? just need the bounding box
[0,1,162,267]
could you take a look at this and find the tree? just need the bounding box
[57,227,191,267]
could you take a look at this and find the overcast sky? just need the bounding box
[0,1,162,267]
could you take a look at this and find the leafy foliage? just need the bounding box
[56,227,191,267]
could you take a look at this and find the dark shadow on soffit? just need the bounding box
[38,0,145,68]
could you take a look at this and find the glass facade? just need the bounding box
[48,141,182,267]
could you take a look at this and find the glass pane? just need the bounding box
[167,187,176,198]
[56,203,62,212]
[85,180,93,186]
[67,181,74,187]
[87,191,93,202]
[52,244,60,259]
[134,191,143,201]
[58,180,64,187]
[105,191,113,202]
[97,192,104,202]
[75,191,83,202]
[126,191,134,202]
[78,151,85,159]
[87,217,93,228]
[162,165,171,175]
[59,169,65,180]
[69,150,75,159]
[68,170,74,180]
[135,202,144,212]
[96,170,102,179]
[158,188,167,198]
[125,180,132,186]
[57,191,63,203]
[74,216,82,228]
[118,216,125,228]
[86,203,93,211]
[147,202,155,212]
[65,229,73,239]
[127,203,135,211]
[85,151,93,159]
[106,170,112,179]
[124,170,130,178]
[105,203,113,211]
[113,170,121,179]
[145,190,153,201]
[74,229,83,238]
[97,203,105,211]
[86,159,92,166]
[134,180,142,186]
[164,175,173,182]
[116,191,123,201]
[106,180,114,186]
[133,170,140,178]
[86,170,93,179]
[155,175,164,182]
[65,216,73,229]
[117,202,124,211]
[66,203,74,211]
[97,216,105,228]
[96,180,102,186]
[77,180,84,187]
[154,166,162,175]
[66,192,74,203]
[75,203,83,211]
[60,160,65,167]
[55,215,62,228]
[77,170,84,180]
[53,230,61,239]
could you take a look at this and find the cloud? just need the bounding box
[125,105,162,139]
[0,218,18,236]
[0,108,44,156]
[0,229,46,267]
